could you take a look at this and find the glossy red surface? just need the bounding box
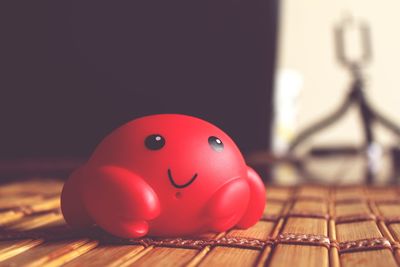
[61,114,265,238]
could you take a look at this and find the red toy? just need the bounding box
[61,114,266,238]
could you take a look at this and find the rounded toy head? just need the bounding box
[90,114,247,188]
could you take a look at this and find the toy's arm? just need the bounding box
[205,178,250,232]
[236,166,266,228]
[79,165,160,238]
[61,166,94,228]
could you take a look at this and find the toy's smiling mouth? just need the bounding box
[167,169,198,189]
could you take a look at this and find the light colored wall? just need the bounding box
[275,0,400,151]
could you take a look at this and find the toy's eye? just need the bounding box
[145,134,165,150]
[208,136,224,152]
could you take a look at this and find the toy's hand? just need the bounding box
[61,166,94,228]
[82,165,160,238]
[236,166,266,228]
[206,178,250,232]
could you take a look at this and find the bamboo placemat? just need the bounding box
[1,179,400,267]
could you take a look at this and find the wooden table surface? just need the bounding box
[1,179,400,267]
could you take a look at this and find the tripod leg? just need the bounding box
[371,106,400,137]
[289,96,353,152]
[365,102,400,184]
[358,92,375,184]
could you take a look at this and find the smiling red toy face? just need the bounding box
[61,114,266,238]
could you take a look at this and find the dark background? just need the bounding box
[0,1,278,160]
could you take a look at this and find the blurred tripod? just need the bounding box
[289,18,400,184]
